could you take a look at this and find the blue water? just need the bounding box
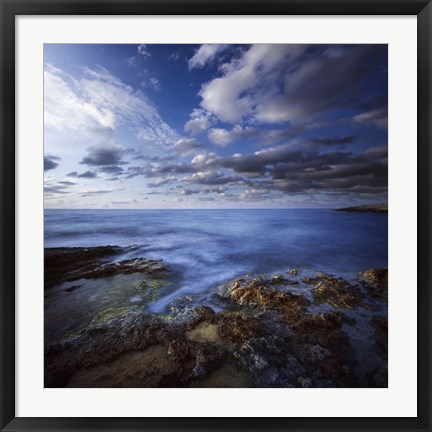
[44,209,387,311]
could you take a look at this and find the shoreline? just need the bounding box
[44,246,388,388]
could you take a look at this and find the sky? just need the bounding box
[44,44,388,209]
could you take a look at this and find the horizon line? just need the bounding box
[43,207,351,211]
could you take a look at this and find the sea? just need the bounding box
[44,208,387,311]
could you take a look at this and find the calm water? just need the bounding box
[45,208,387,311]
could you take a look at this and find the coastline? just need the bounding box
[335,203,388,213]
[44,246,388,388]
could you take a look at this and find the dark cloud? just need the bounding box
[179,188,198,196]
[44,179,75,196]
[141,139,387,201]
[80,146,126,166]
[364,145,388,159]
[98,165,124,175]
[254,45,388,124]
[80,188,122,197]
[184,171,249,187]
[351,108,388,129]
[44,155,61,171]
[67,170,98,179]
[311,135,357,146]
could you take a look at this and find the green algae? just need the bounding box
[94,306,136,323]
[157,313,175,321]
[132,278,169,300]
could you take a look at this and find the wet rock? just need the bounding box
[45,246,122,288]
[217,276,310,324]
[190,361,252,388]
[172,305,216,327]
[168,295,195,315]
[63,285,81,293]
[297,376,313,388]
[45,267,384,388]
[85,258,167,278]
[45,310,166,387]
[66,344,177,388]
[45,246,168,288]
[367,367,388,388]
[185,321,221,345]
[270,274,299,285]
[357,268,388,301]
[371,316,388,359]
[288,268,299,276]
[302,344,332,363]
[291,312,358,387]
[311,275,365,309]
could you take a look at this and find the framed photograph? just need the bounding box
[1,1,431,431]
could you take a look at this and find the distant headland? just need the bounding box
[335,203,388,213]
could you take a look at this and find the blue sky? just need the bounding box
[44,44,388,209]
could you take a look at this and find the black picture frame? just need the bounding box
[1,1,430,431]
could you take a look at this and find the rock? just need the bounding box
[63,285,81,293]
[44,246,168,288]
[83,258,167,278]
[217,275,310,324]
[44,246,122,288]
[371,316,388,359]
[335,203,387,213]
[185,321,221,345]
[357,268,388,302]
[303,344,332,363]
[291,312,358,387]
[168,295,195,315]
[190,361,252,388]
[367,367,388,388]
[297,376,313,388]
[288,268,299,276]
[66,344,177,388]
[45,267,384,388]
[311,274,365,309]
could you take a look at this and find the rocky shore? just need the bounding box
[44,246,388,388]
[335,203,388,213]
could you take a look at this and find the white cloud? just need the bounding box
[44,64,116,132]
[184,108,214,136]
[174,138,203,155]
[142,76,161,91]
[44,64,180,149]
[207,128,231,147]
[198,44,305,123]
[188,44,228,70]
[137,44,151,57]
[207,125,258,146]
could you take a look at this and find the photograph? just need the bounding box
[43,43,388,389]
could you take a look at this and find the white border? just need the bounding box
[16,16,417,417]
